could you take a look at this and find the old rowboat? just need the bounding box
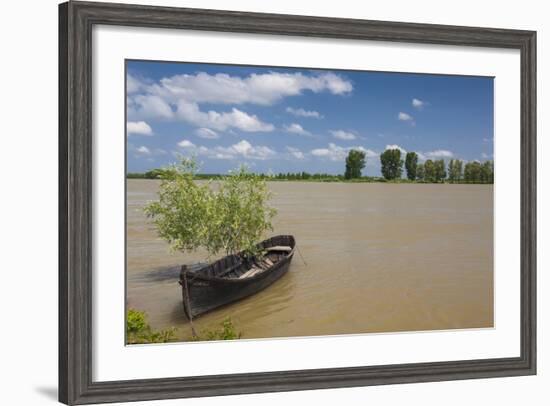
[179,235,296,319]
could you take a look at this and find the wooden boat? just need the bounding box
[179,235,296,319]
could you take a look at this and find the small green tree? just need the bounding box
[145,158,277,258]
[434,159,447,183]
[448,159,463,183]
[144,159,216,253]
[424,159,435,182]
[344,149,366,179]
[214,167,277,256]
[380,149,403,180]
[464,161,482,183]
[405,152,418,181]
[481,160,494,184]
[416,163,425,182]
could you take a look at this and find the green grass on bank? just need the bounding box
[126,309,242,344]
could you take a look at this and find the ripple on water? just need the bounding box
[126,180,494,340]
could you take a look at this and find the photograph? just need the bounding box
[125,60,495,344]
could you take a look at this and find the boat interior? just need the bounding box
[188,245,293,280]
[182,235,296,281]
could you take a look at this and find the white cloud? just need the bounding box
[385,144,407,154]
[425,149,454,158]
[398,112,416,126]
[148,71,353,106]
[127,73,145,94]
[398,112,414,122]
[481,152,493,159]
[128,82,274,133]
[129,94,174,119]
[412,98,426,109]
[311,146,339,160]
[178,139,195,148]
[286,146,305,160]
[330,130,357,140]
[214,140,276,160]
[417,152,427,161]
[286,107,323,119]
[136,146,151,155]
[321,73,354,94]
[284,123,311,136]
[127,121,153,136]
[195,127,219,139]
[178,139,276,161]
[379,146,454,161]
[128,71,352,133]
[311,143,377,162]
[355,147,379,159]
[176,101,274,132]
[130,143,166,158]
[380,148,454,161]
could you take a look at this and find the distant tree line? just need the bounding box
[127,168,171,179]
[128,169,355,182]
[128,168,230,180]
[127,148,493,184]
[272,172,345,181]
[377,148,493,184]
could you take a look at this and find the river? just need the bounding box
[126,180,493,341]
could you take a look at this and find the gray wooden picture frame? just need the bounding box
[59,1,537,404]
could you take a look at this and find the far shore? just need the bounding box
[126,173,494,185]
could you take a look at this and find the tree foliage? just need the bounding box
[434,159,447,183]
[405,152,418,181]
[464,161,482,183]
[424,159,435,182]
[481,161,494,183]
[127,309,177,344]
[191,318,242,341]
[380,149,403,180]
[215,167,277,256]
[448,159,463,183]
[144,158,277,258]
[416,163,425,182]
[127,310,243,343]
[344,149,366,179]
[463,160,493,184]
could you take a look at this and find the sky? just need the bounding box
[126,60,494,176]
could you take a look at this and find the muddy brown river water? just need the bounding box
[126,180,493,341]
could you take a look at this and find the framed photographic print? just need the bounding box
[59,1,536,404]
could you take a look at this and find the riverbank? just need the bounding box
[127,173,493,184]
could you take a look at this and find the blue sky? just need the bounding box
[126,60,494,176]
